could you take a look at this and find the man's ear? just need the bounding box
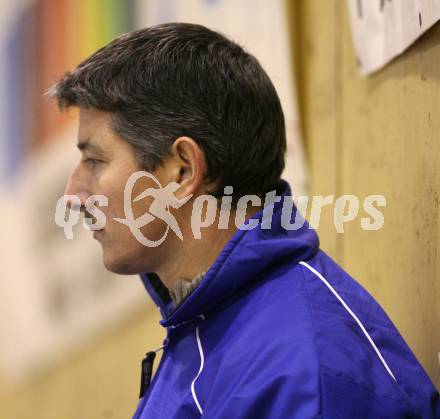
[168,136,209,199]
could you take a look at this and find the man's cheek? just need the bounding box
[131,193,154,220]
[140,217,169,242]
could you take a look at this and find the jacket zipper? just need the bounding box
[134,314,205,418]
[134,332,170,419]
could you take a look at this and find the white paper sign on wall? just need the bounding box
[347,0,440,75]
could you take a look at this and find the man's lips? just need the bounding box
[93,229,104,239]
[83,212,105,238]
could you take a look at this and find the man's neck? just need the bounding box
[155,203,263,292]
[155,223,237,291]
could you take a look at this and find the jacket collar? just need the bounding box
[139,179,319,328]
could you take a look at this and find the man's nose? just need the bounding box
[64,168,91,211]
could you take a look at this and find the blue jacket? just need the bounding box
[132,179,440,418]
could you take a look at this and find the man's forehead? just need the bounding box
[76,110,133,157]
[77,108,114,152]
[79,107,107,124]
[77,108,109,138]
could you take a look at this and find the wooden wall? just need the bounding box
[290,0,440,388]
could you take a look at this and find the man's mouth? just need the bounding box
[83,212,104,234]
[93,229,104,239]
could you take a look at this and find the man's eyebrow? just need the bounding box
[77,139,102,153]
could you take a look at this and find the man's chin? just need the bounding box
[102,254,141,275]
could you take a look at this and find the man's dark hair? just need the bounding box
[50,22,286,200]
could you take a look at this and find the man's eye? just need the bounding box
[83,158,99,168]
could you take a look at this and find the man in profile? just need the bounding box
[51,23,439,418]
